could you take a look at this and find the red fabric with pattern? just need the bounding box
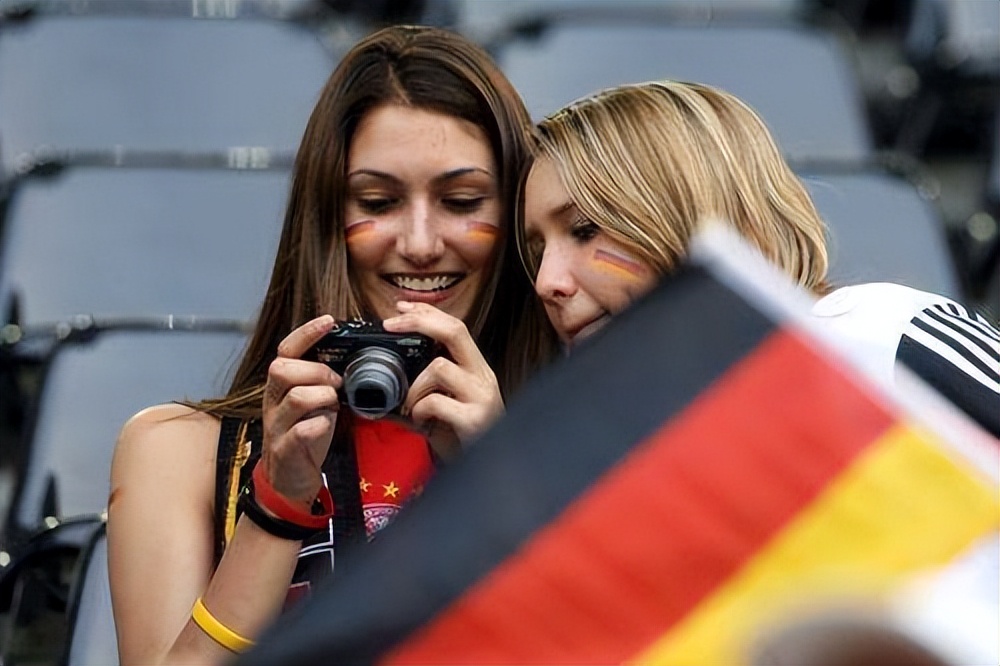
[354,419,434,537]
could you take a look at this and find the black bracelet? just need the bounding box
[238,483,327,541]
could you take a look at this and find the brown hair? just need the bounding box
[518,80,831,294]
[198,25,557,418]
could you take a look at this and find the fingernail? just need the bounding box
[396,301,415,311]
[383,316,400,328]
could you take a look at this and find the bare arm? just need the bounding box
[108,315,341,666]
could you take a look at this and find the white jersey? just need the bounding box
[811,282,999,437]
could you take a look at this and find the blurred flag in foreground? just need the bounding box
[239,226,998,666]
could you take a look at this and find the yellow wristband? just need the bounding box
[191,597,255,653]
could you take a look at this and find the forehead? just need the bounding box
[524,158,573,228]
[348,105,494,173]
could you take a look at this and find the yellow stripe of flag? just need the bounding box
[633,423,1000,666]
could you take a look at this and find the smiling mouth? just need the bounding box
[383,273,465,292]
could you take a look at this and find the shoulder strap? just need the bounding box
[213,417,258,567]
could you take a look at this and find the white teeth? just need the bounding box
[391,275,460,292]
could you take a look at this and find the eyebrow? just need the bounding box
[346,167,495,186]
[548,200,576,218]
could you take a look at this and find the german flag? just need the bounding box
[240,247,998,666]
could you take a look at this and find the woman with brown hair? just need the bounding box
[108,25,555,666]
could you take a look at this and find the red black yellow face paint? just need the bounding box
[345,219,379,244]
[464,220,500,247]
[591,248,648,282]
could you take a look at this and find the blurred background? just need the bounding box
[0,0,996,663]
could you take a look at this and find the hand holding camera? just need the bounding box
[261,315,342,506]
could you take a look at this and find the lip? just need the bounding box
[563,314,612,347]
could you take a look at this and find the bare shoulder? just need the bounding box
[111,403,221,491]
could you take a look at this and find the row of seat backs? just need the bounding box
[0,157,961,333]
[0,2,873,173]
[0,0,353,173]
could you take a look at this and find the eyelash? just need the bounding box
[355,196,486,215]
[570,216,599,242]
[357,198,397,214]
[443,197,486,213]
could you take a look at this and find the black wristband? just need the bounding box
[238,483,327,541]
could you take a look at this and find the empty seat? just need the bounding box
[0,6,339,170]
[453,0,809,41]
[65,522,118,666]
[0,516,106,665]
[495,20,872,162]
[4,325,248,545]
[799,167,961,298]
[0,161,289,327]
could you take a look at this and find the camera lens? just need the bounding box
[342,347,409,419]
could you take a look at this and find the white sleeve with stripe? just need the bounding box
[812,282,999,437]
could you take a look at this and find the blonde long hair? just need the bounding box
[520,80,830,293]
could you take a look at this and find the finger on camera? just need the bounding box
[270,385,340,434]
[276,314,335,359]
[403,358,466,412]
[383,303,481,367]
[410,393,486,441]
[268,357,341,392]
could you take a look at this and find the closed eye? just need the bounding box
[357,197,398,214]
[570,216,600,242]
[443,196,487,213]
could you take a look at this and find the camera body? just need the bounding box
[307,320,440,420]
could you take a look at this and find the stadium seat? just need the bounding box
[0,159,289,328]
[493,17,872,162]
[452,0,810,42]
[0,516,105,665]
[64,521,118,666]
[799,166,961,298]
[2,323,248,548]
[0,3,339,171]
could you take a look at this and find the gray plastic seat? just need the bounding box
[0,9,338,170]
[66,523,118,666]
[8,326,248,539]
[0,163,288,327]
[496,21,872,162]
[454,0,809,41]
[800,168,961,298]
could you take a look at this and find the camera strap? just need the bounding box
[324,415,367,548]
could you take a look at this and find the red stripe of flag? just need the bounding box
[384,329,896,664]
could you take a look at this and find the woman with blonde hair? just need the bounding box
[519,79,998,436]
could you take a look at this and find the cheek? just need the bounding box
[345,219,396,267]
[449,219,501,268]
[586,246,655,309]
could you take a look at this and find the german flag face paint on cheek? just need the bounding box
[345,219,378,244]
[464,220,500,249]
[591,248,649,283]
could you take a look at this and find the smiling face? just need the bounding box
[345,104,501,322]
[522,158,657,350]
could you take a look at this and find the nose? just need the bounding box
[534,245,577,303]
[397,199,445,267]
